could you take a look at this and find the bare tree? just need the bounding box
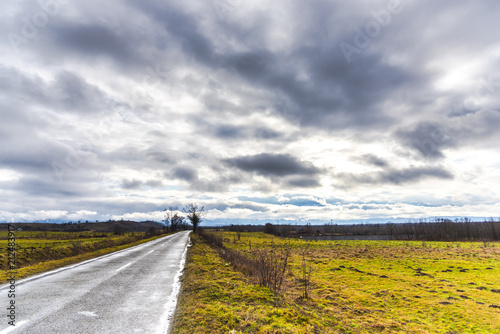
[164,207,186,232]
[184,203,204,233]
[171,213,185,232]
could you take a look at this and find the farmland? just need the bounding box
[174,231,500,333]
[0,228,168,283]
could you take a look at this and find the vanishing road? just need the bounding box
[0,231,191,334]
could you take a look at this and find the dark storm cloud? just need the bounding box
[337,165,453,188]
[128,0,415,130]
[2,0,500,222]
[172,167,198,182]
[215,124,242,139]
[225,153,320,177]
[209,124,281,140]
[128,1,214,64]
[396,122,455,159]
[53,23,130,58]
[46,18,154,69]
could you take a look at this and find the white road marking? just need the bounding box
[0,320,29,333]
[148,250,155,254]
[116,262,132,272]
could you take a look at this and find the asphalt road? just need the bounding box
[0,231,191,334]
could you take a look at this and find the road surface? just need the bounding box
[0,231,191,334]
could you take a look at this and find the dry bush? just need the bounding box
[198,230,291,293]
[250,242,291,293]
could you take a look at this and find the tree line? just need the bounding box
[213,218,500,241]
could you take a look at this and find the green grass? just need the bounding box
[0,230,169,283]
[173,232,500,333]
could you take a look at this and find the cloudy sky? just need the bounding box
[1,0,500,224]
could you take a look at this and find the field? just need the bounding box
[173,232,500,333]
[0,229,167,283]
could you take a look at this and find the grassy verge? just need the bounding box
[0,231,171,283]
[173,232,500,333]
[173,233,326,333]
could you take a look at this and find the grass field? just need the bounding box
[173,232,500,333]
[0,229,168,283]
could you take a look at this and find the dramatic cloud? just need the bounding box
[1,0,500,223]
[396,122,455,160]
[225,153,320,177]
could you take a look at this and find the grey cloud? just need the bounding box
[190,179,229,193]
[16,177,91,198]
[254,128,280,139]
[355,154,389,168]
[225,153,320,177]
[0,66,49,105]
[51,22,135,61]
[145,180,163,187]
[121,179,143,190]
[131,1,408,130]
[121,179,163,190]
[212,124,281,140]
[0,66,114,115]
[396,122,455,159]
[2,0,499,222]
[286,178,321,188]
[172,167,198,182]
[146,150,173,164]
[52,71,113,113]
[0,114,102,183]
[214,125,245,139]
[337,165,453,187]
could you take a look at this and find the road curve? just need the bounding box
[0,231,191,334]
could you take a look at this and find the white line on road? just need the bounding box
[116,262,132,272]
[0,320,29,333]
[148,250,155,254]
